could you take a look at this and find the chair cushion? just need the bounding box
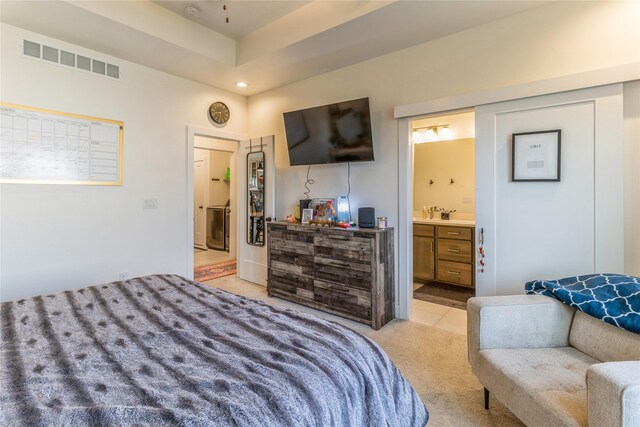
[477,347,599,427]
[570,311,640,362]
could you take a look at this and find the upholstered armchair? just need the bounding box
[467,295,640,427]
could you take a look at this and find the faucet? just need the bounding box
[428,206,438,219]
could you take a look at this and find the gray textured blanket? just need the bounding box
[1,274,428,426]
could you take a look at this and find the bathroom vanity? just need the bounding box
[413,219,475,289]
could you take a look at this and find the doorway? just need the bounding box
[193,137,237,282]
[410,110,476,319]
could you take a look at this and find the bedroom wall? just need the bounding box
[0,23,247,301]
[247,1,640,300]
[208,150,231,207]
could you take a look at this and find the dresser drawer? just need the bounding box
[437,226,472,240]
[313,279,371,320]
[314,257,372,291]
[314,233,372,263]
[414,224,435,237]
[436,260,473,288]
[437,238,472,263]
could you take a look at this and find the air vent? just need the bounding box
[42,45,58,63]
[77,55,91,71]
[92,59,106,75]
[106,64,119,79]
[22,39,120,80]
[60,50,75,67]
[23,40,40,58]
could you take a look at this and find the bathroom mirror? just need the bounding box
[247,151,265,246]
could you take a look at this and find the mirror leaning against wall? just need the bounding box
[247,150,265,246]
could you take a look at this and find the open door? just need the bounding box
[193,148,208,249]
[236,136,275,286]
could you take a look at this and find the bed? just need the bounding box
[1,274,428,426]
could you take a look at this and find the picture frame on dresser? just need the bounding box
[301,208,313,224]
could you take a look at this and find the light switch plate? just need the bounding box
[143,197,159,209]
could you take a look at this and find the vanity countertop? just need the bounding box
[413,218,476,226]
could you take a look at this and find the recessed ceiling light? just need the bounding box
[184,5,200,17]
[236,82,248,88]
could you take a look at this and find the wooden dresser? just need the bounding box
[267,222,394,330]
[414,223,475,289]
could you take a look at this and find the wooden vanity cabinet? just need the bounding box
[413,224,435,281]
[413,223,475,289]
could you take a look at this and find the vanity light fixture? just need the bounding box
[412,124,451,143]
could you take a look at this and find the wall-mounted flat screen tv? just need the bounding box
[283,97,374,166]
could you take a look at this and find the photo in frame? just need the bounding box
[512,130,561,182]
[301,208,314,224]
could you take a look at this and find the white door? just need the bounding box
[236,136,275,286]
[475,84,623,296]
[193,148,208,249]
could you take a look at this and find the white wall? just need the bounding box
[623,80,640,275]
[247,1,640,300]
[208,150,231,207]
[413,138,475,215]
[0,24,247,301]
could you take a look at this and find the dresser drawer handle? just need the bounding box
[447,271,461,275]
[332,261,350,267]
[447,249,461,253]
[447,232,461,235]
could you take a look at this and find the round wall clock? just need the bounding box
[208,102,230,125]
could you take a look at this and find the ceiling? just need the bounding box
[0,1,548,96]
[152,1,312,40]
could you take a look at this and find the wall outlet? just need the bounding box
[118,271,128,280]
[143,197,159,209]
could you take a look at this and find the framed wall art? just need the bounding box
[512,130,561,182]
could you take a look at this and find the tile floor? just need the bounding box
[411,282,468,335]
[194,248,234,267]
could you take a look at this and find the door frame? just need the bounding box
[394,63,639,320]
[186,125,246,280]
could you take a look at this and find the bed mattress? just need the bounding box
[1,274,428,426]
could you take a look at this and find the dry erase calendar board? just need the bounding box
[0,103,123,185]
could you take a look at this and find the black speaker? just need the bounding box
[358,207,375,228]
[300,199,311,210]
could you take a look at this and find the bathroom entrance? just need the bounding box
[410,110,476,312]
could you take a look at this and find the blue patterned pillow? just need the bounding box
[525,273,640,334]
